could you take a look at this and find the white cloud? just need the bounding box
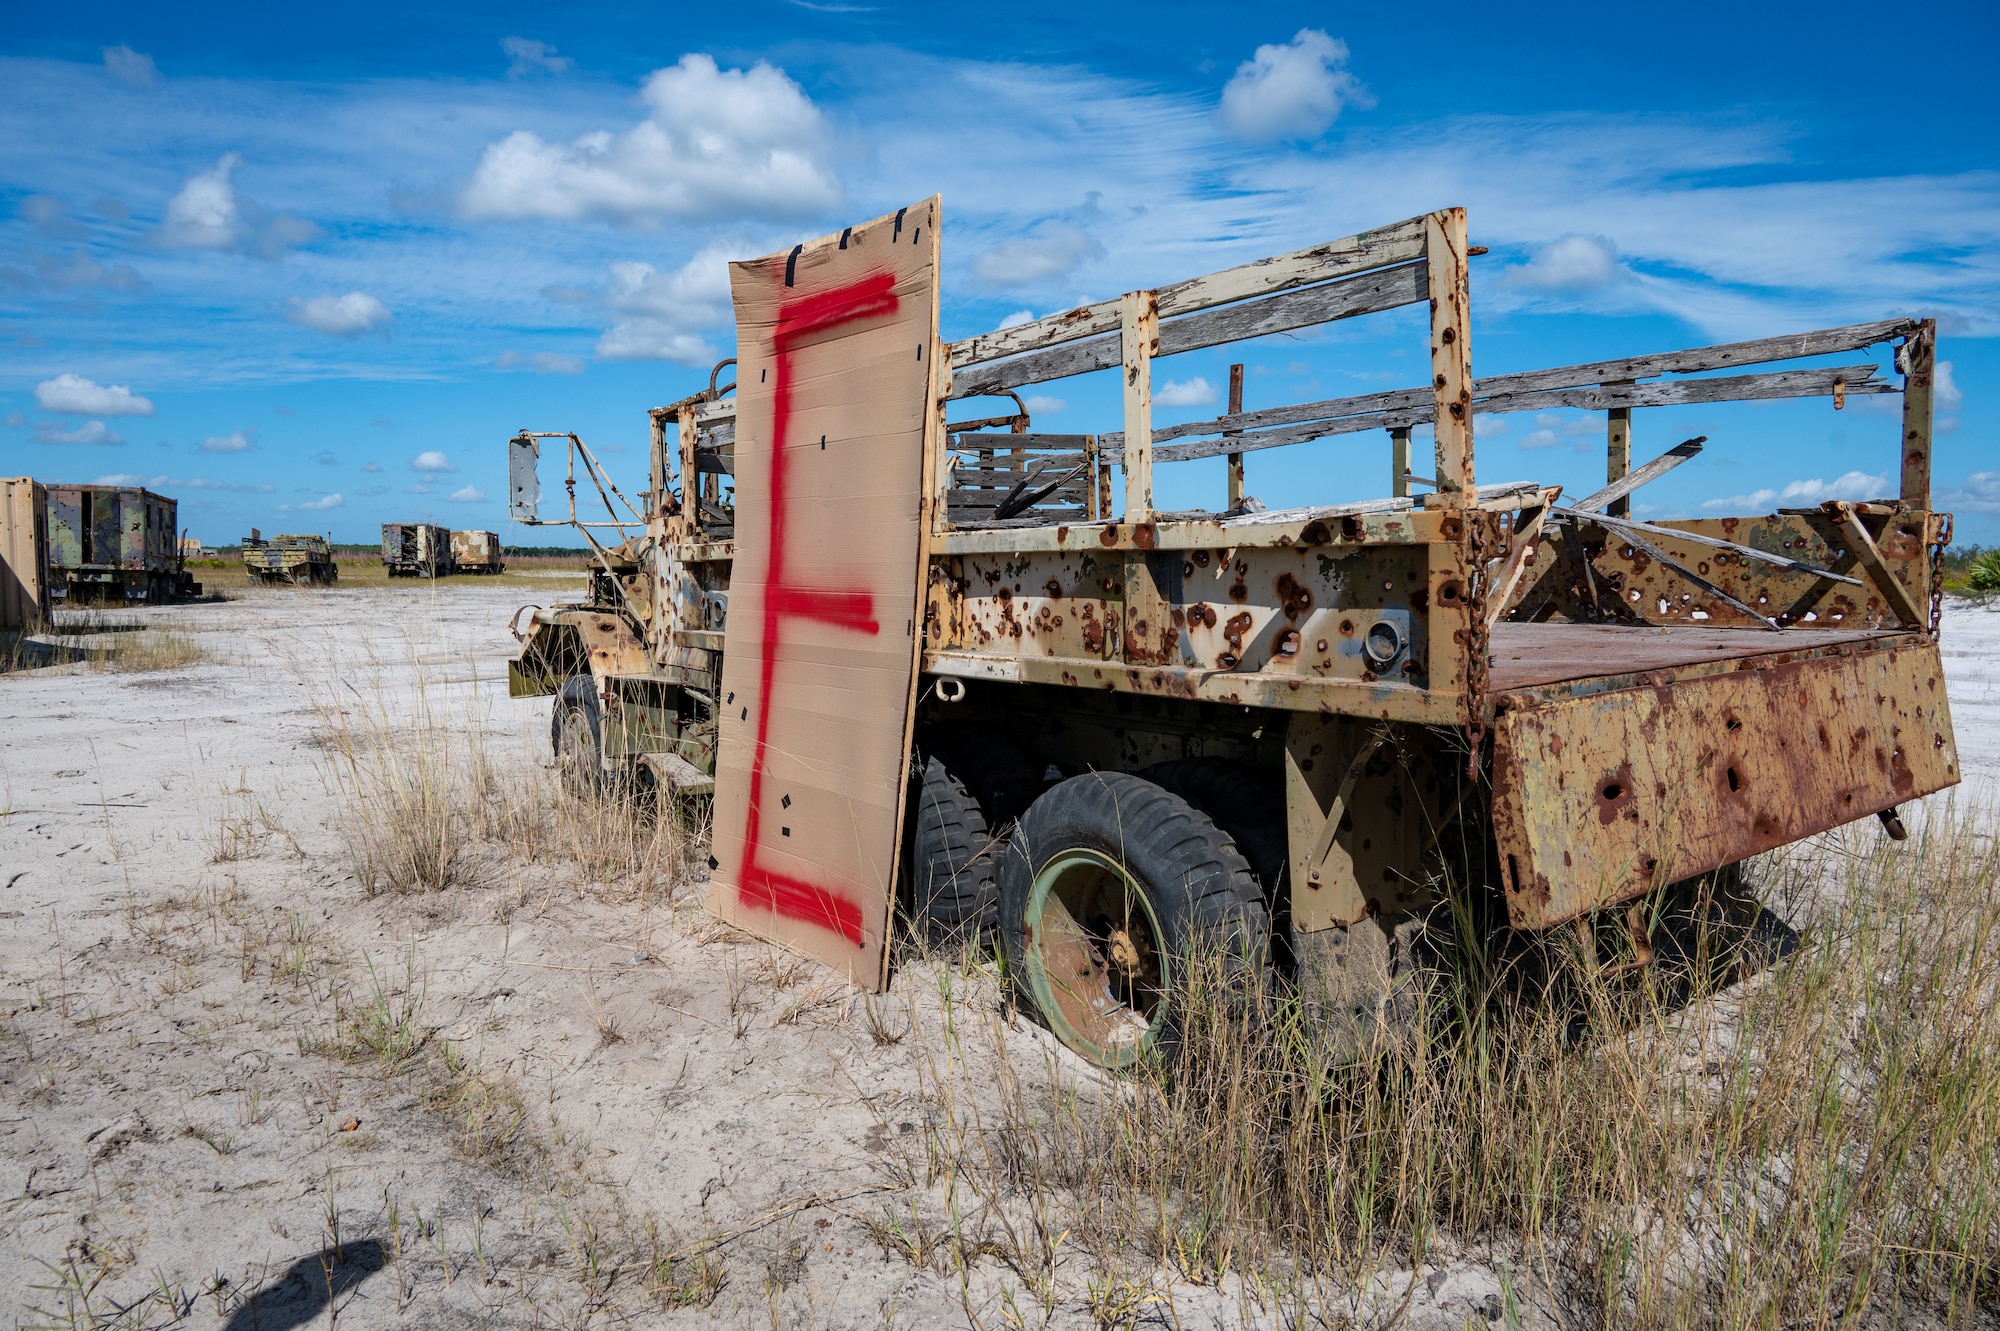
[102,45,157,88]
[1939,471,2000,514]
[1517,428,1561,449]
[1024,394,1066,415]
[501,37,572,78]
[462,53,838,224]
[596,246,735,363]
[3,411,25,429]
[1509,234,1627,292]
[1155,376,1217,408]
[159,153,242,251]
[411,450,456,473]
[405,483,434,495]
[280,493,343,511]
[34,372,155,417]
[202,429,255,453]
[1700,470,1891,512]
[1474,416,1510,436]
[157,153,317,258]
[448,485,487,503]
[34,419,123,445]
[496,350,587,374]
[1218,30,1368,142]
[1936,359,1962,410]
[360,462,384,473]
[972,223,1104,287]
[998,310,1036,329]
[283,292,392,337]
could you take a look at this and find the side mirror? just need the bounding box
[508,433,541,523]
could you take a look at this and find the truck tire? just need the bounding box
[904,751,1001,946]
[922,725,1043,828]
[1140,757,1296,972]
[998,771,1270,1069]
[552,676,605,798]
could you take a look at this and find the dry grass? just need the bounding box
[896,800,2000,1326]
[309,653,696,902]
[0,613,205,675]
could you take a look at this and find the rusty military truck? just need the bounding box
[503,200,1959,1070]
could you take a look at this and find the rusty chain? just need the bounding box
[1929,511,1952,637]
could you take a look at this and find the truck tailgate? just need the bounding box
[1491,640,1958,929]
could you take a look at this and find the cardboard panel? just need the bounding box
[708,197,941,989]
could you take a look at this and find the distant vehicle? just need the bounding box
[450,529,505,575]
[381,522,453,578]
[241,529,338,586]
[45,484,200,604]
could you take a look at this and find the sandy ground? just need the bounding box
[0,586,1993,1329]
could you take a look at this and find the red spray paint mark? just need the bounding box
[736,269,899,945]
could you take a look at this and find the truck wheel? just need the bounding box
[1140,758,1295,971]
[998,772,1270,1069]
[552,677,605,797]
[923,725,1043,827]
[904,751,1000,945]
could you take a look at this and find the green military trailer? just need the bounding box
[45,484,200,605]
[240,529,338,586]
[502,201,1959,1069]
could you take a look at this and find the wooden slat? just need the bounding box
[949,261,1426,399]
[1472,317,1919,400]
[1474,365,1887,417]
[947,432,1092,450]
[1110,364,1888,466]
[946,215,1426,369]
[1570,438,1704,514]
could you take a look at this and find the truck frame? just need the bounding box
[506,203,1958,1069]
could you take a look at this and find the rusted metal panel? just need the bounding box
[1492,642,1958,930]
[936,543,1431,685]
[1284,714,1435,930]
[1507,508,1932,631]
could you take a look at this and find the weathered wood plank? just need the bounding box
[946,432,1092,450]
[945,216,1426,369]
[949,261,1426,399]
[1570,437,1704,515]
[1473,317,1919,400]
[1475,365,1887,417]
[1113,364,1887,466]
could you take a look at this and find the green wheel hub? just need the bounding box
[1020,847,1170,1068]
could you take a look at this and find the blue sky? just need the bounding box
[2,1,1996,544]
